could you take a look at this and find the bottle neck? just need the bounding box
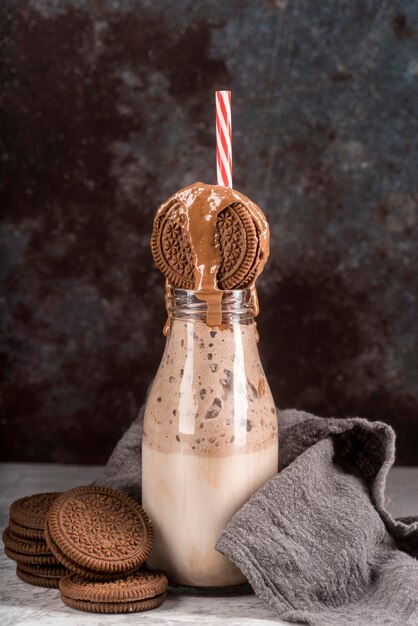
[166,287,256,326]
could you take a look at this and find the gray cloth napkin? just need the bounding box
[97,408,418,625]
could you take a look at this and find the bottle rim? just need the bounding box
[166,287,255,323]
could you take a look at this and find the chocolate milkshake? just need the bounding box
[142,183,278,589]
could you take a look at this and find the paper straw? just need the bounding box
[216,91,232,187]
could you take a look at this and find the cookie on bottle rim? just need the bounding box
[46,486,154,575]
[216,202,263,290]
[9,493,61,530]
[59,570,168,614]
[16,566,61,589]
[2,527,51,555]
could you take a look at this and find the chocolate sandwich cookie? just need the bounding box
[152,201,195,289]
[45,521,135,581]
[59,570,168,613]
[8,519,45,541]
[216,202,263,289]
[16,566,61,589]
[10,492,61,531]
[2,527,51,555]
[4,546,58,566]
[17,562,69,578]
[46,486,154,576]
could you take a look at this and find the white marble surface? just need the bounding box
[1,463,417,626]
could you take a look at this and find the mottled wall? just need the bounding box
[1,0,417,465]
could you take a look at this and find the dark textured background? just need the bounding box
[1,0,417,465]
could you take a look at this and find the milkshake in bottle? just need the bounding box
[142,183,278,591]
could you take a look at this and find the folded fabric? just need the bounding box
[97,408,418,625]
[97,404,144,501]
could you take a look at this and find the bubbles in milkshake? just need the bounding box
[144,319,278,457]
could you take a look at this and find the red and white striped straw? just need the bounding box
[215,90,232,187]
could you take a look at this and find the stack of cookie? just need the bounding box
[3,492,69,587]
[3,485,168,613]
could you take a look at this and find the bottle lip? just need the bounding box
[170,286,253,297]
[167,287,255,323]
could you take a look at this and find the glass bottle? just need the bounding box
[142,287,278,593]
